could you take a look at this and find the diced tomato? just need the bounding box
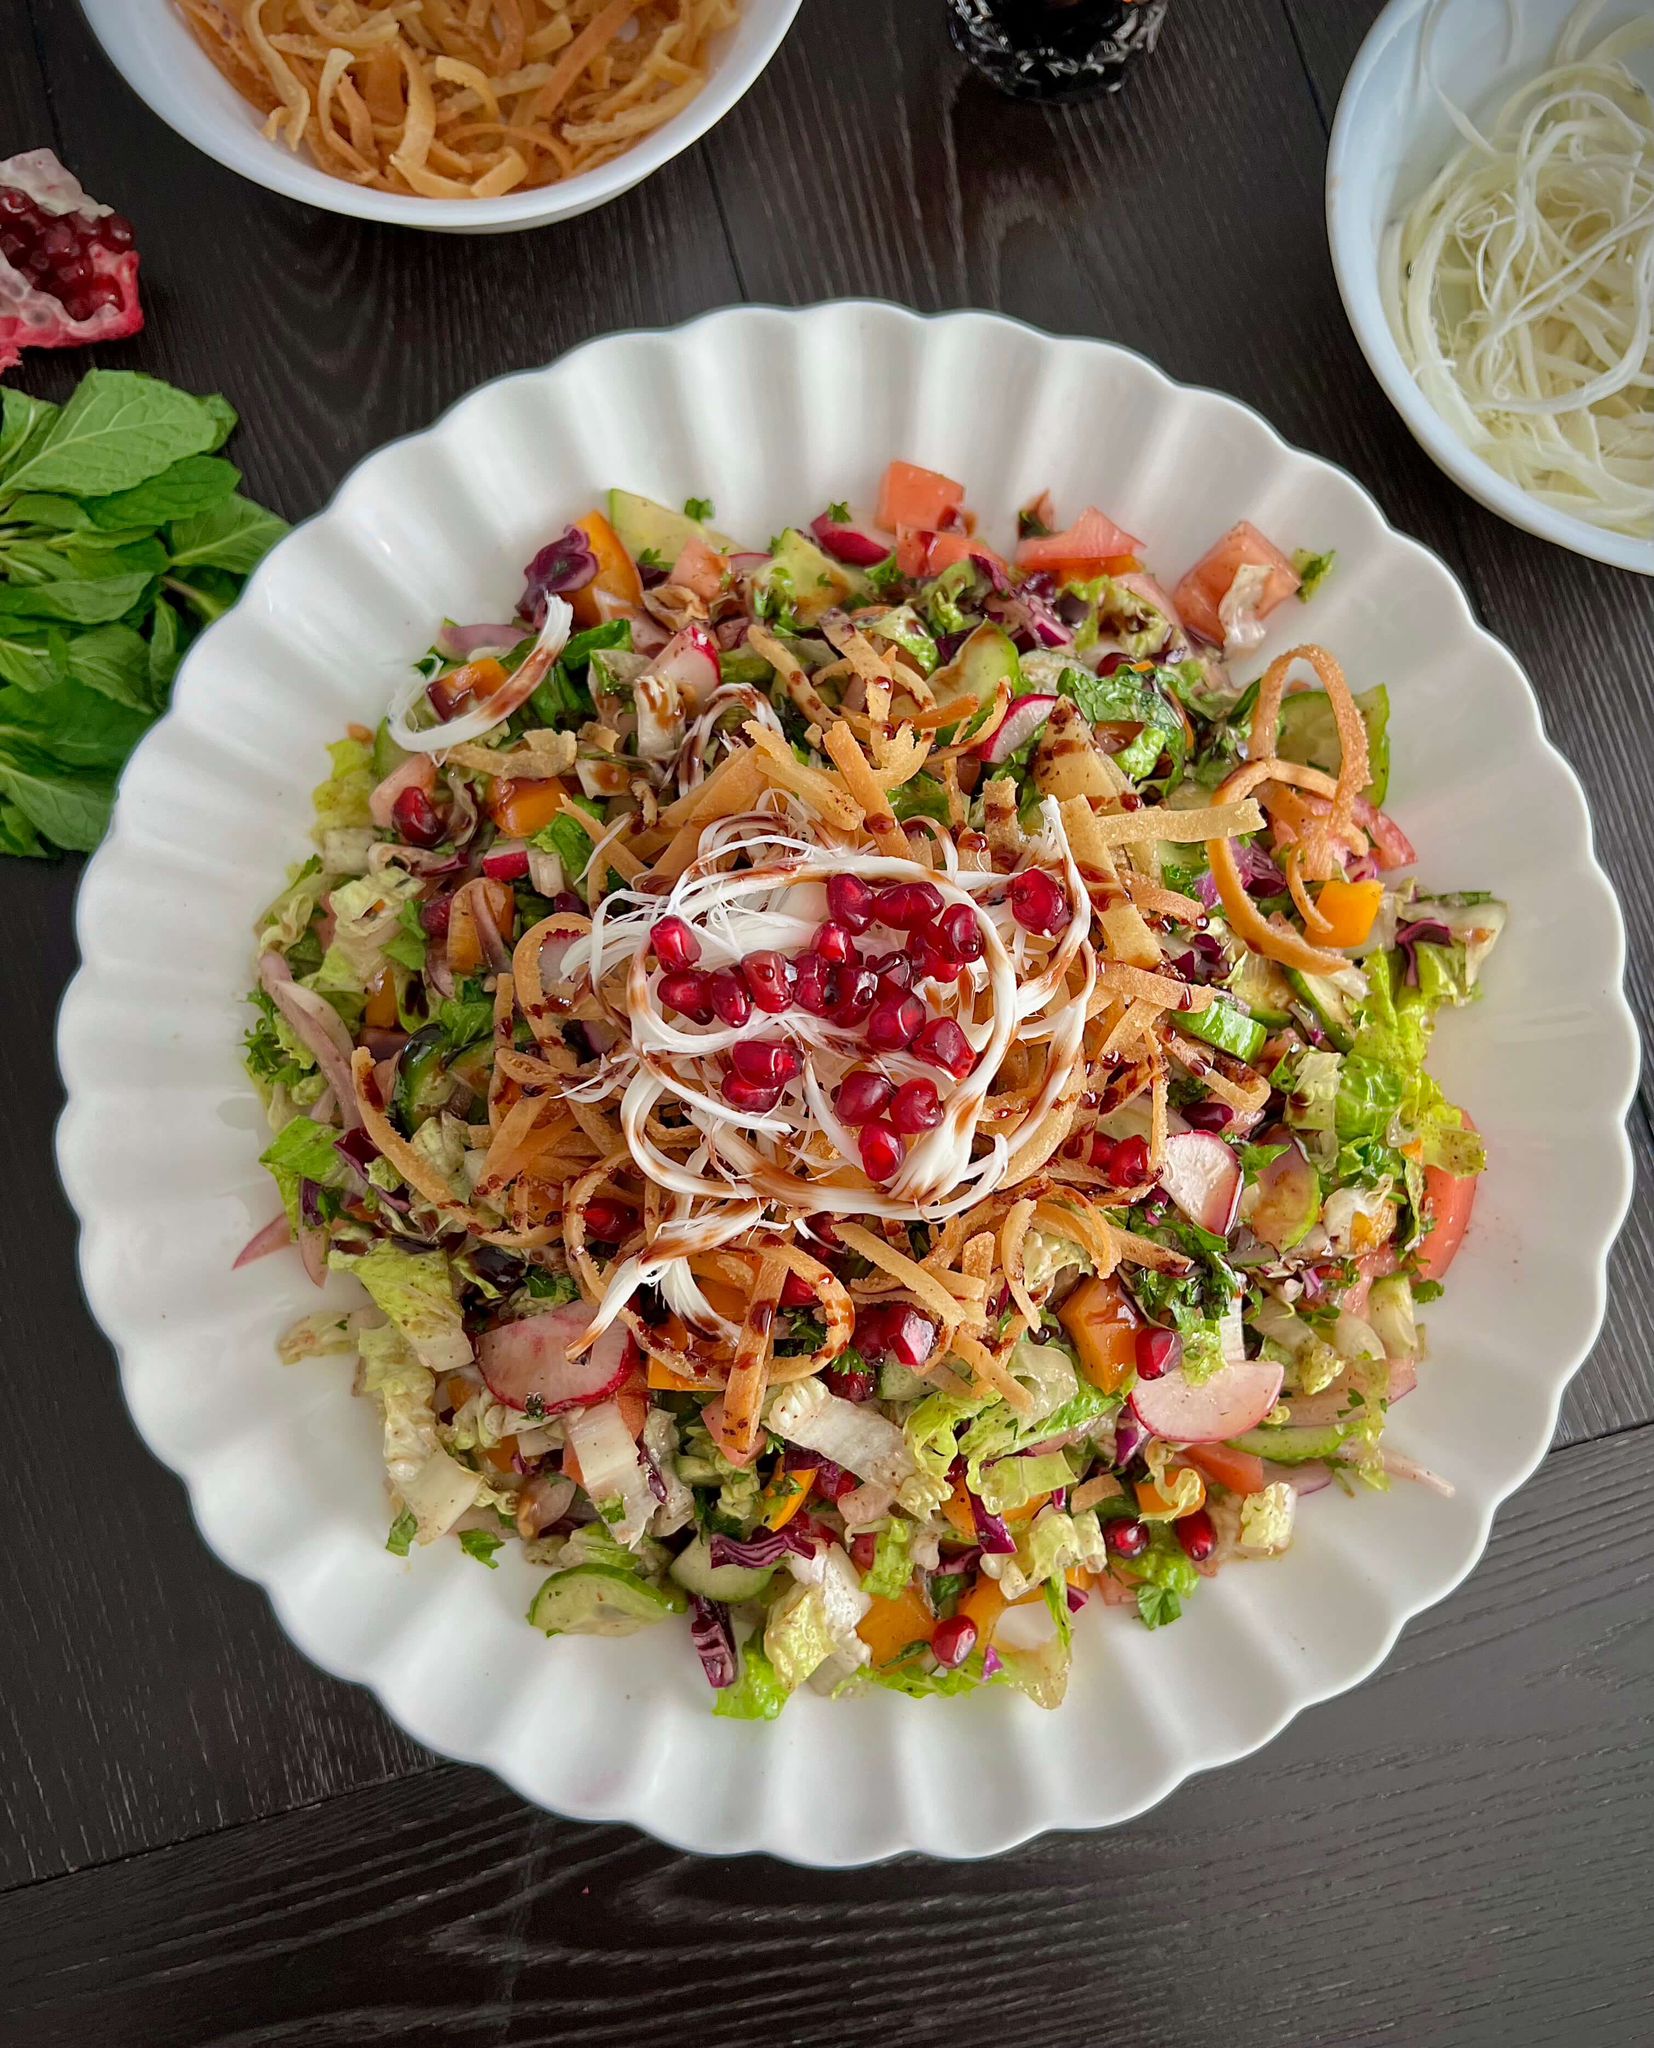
[567,509,643,628]
[1417,1165,1477,1282]
[1354,798,1418,872]
[898,527,1010,580]
[1184,1443,1268,1496]
[1014,506,1143,574]
[670,535,727,602]
[1172,521,1300,646]
[877,460,965,534]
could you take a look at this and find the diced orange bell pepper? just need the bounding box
[1058,1275,1141,1395]
[568,509,643,628]
[761,1468,815,1532]
[446,877,515,977]
[940,1485,977,1543]
[1002,1491,1052,1528]
[645,1355,705,1393]
[856,1581,934,1665]
[1315,876,1384,949]
[430,655,508,719]
[1135,1466,1206,1519]
[363,973,398,1029]
[480,1436,519,1476]
[488,776,566,838]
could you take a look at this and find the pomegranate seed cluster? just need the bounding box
[0,184,133,326]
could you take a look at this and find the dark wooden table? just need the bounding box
[4,3,1652,2042]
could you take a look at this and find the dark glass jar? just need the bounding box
[946,0,1170,103]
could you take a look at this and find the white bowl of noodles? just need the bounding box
[81,0,801,233]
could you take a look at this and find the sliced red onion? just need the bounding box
[708,1525,821,1569]
[232,1213,291,1269]
[1395,917,1452,986]
[969,1491,1017,1556]
[1065,1583,1088,1613]
[435,621,523,662]
[982,1645,1004,1678]
[639,1442,670,1506]
[520,526,598,627]
[259,952,362,1129]
[687,1595,738,1689]
[297,1218,328,1289]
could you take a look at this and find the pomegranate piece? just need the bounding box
[706,968,752,1028]
[582,1198,637,1243]
[1134,1327,1182,1381]
[858,1120,904,1183]
[740,950,794,1014]
[913,928,964,984]
[827,873,875,933]
[658,968,714,1022]
[481,847,530,884]
[1176,1509,1217,1563]
[722,1071,783,1113]
[1110,1135,1150,1186]
[867,949,914,996]
[1104,1518,1149,1560]
[889,1076,943,1134]
[650,915,700,971]
[780,1271,816,1309]
[392,785,445,849]
[835,1069,895,1126]
[792,954,837,1016]
[0,151,142,373]
[730,1039,800,1087]
[813,920,856,965]
[931,1615,978,1669]
[938,902,985,963]
[912,1016,975,1077]
[855,1300,936,1367]
[849,1532,880,1573]
[831,965,880,1028]
[874,881,944,931]
[866,994,923,1052]
[1010,867,1070,936]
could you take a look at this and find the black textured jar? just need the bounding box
[946,0,1170,103]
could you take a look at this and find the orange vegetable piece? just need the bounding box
[568,509,643,628]
[480,1437,520,1476]
[446,877,515,976]
[1014,506,1144,573]
[1135,1467,1206,1519]
[856,1580,935,1666]
[940,1486,977,1543]
[645,1355,705,1393]
[1185,1443,1268,1496]
[1314,876,1384,949]
[877,459,965,533]
[1058,1275,1141,1395]
[1002,1492,1051,1527]
[1173,521,1300,646]
[363,973,398,1030]
[762,1468,815,1532]
[487,776,566,838]
[429,655,508,719]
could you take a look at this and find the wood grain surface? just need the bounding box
[2,0,1650,2040]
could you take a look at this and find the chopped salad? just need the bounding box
[242,463,1502,1716]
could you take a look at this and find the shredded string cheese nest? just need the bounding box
[1384,0,1654,534]
[177,0,740,199]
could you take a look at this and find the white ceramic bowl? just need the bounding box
[80,0,800,233]
[56,305,1638,1863]
[1328,0,1654,575]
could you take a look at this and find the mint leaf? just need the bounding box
[0,630,59,693]
[3,371,221,499]
[0,570,156,627]
[84,454,242,530]
[0,680,150,771]
[458,1529,505,1568]
[386,1509,417,1557]
[199,394,239,452]
[168,496,287,575]
[0,746,116,851]
[62,624,152,709]
[0,797,43,858]
[0,389,59,474]
[148,600,184,698]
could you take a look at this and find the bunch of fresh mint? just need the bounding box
[0,368,286,857]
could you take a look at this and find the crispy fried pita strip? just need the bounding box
[658,744,764,828]
[984,775,1022,864]
[350,1048,495,1230]
[1122,874,1206,922]
[745,722,864,830]
[1162,1031,1271,1119]
[1098,996,1161,1059]
[832,1222,969,1326]
[721,1247,788,1453]
[953,1329,1035,1414]
[1086,797,1265,847]
[818,723,910,855]
[747,624,837,730]
[1000,1198,1040,1327]
[1096,962,1215,1011]
[476,1089,552,1196]
[445,729,577,779]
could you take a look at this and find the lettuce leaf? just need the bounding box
[311,734,376,837]
[713,1641,790,1721]
[860,1516,915,1600]
[1338,952,1484,1179]
[330,1243,471,1373]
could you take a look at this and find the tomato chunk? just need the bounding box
[877,459,965,533]
[1173,520,1300,646]
[1014,505,1143,573]
[568,509,643,628]
[1417,1164,1477,1282]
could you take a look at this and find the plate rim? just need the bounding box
[53,301,1641,1862]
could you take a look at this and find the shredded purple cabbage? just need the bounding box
[1066,1583,1088,1613]
[687,1595,737,1689]
[982,1645,1004,1678]
[1113,1411,1150,1468]
[1395,917,1451,986]
[299,1178,326,1230]
[709,1525,819,1569]
[639,1444,669,1506]
[519,526,598,626]
[970,1492,1017,1556]
[1195,838,1286,907]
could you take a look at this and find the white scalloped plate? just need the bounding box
[56,305,1637,1864]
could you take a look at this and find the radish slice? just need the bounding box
[810,506,893,567]
[1157,1131,1242,1236]
[979,693,1057,764]
[1130,1356,1284,1443]
[388,598,571,754]
[648,623,721,714]
[368,754,436,832]
[478,1302,631,1414]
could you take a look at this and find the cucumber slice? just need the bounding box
[878,1358,934,1403]
[1228,1424,1349,1463]
[528,1562,686,1638]
[1272,683,1390,805]
[667,1535,777,1605]
[607,488,735,564]
[860,603,940,677]
[1244,1132,1322,1252]
[1224,949,1294,1026]
[930,621,1021,726]
[1285,968,1362,1052]
[1173,996,1267,1064]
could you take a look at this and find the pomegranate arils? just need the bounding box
[1111,1135,1150,1185]
[731,1039,800,1087]
[912,1016,974,1077]
[831,1362,876,1404]
[419,896,452,939]
[914,929,964,984]
[813,920,855,965]
[1135,1327,1181,1381]
[849,1532,879,1573]
[875,880,944,930]
[827,873,875,933]
[0,151,145,374]
[781,1271,817,1309]
[858,1120,904,1183]
[832,965,880,1027]
[931,1615,978,1669]
[889,1076,943,1134]
[740,950,793,1014]
[658,968,714,1022]
[792,954,837,1016]
[1181,1100,1234,1133]
[706,968,752,1028]
[835,1069,894,1126]
[722,1072,783,1113]
[868,950,914,996]
[1176,1509,1217,1563]
[866,994,923,1051]
[1010,867,1070,936]
[650,915,700,971]
[582,1198,636,1242]
[939,903,985,962]
[855,1300,936,1368]
[1104,1518,1149,1559]
[392,785,444,849]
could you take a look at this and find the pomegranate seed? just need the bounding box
[792,955,837,1016]
[741,950,793,1013]
[392,785,444,849]
[582,1198,636,1242]
[1182,1100,1234,1133]
[914,928,964,983]
[867,949,914,996]
[931,1615,978,1668]
[835,1069,894,1126]
[707,969,752,1027]
[99,213,135,251]
[814,920,856,965]
[1111,1135,1150,1185]
[481,847,530,883]
[889,1076,943,1134]
[731,1039,801,1087]
[890,1306,937,1368]
[827,873,875,933]
[551,892,586,917]
[850,1533,879,1573]
[813,1459,859,1500]
[1114,1412,1150,1468]
[1176,1509,1217,1563]
[866,994,923,1051]
[650,915,700,971]
[874,881,944,930]
[1135,1327,1182,1380]
[858,1120,904,1182]
[419,896,451,938]
[832,966,880,1027]
[939,902,984,962]
[829,1360,876,1402]
[912,1016,974,1077]
[1104,1518,1149,1559]
[658,969,714,1022]
[1010,868,1070,935]
[781,1271,816,1308]
[722,1071,783,1113]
